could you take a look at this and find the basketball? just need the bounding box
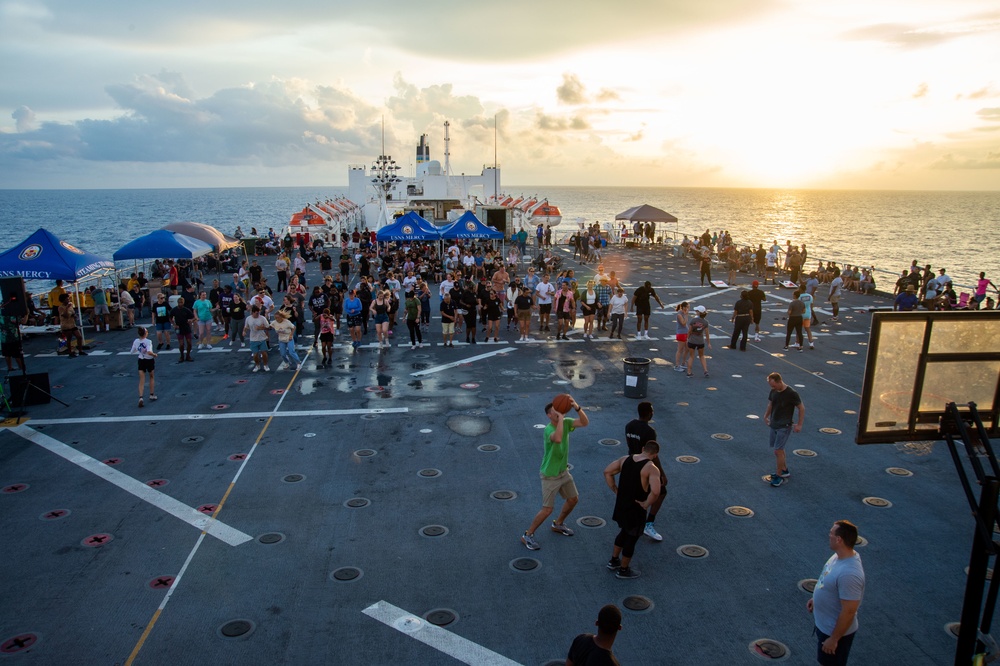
[552,393,573,414]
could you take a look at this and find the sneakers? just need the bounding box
[138,397,144,408]
[156,343,164,350]
[809,342,815,349]
[149,394,157,401]
[252,365,260,373]
[262,365,270,372]
[551,522,575,537]
[521,532,540,551]
[606,557,621,571]
[644,522,663,541]
[278,362,289,371]
[769,474,784,487]
[615,566,640,580]
[205,344,213,350]
[798,346,804,352]
[778,469,791,478]
[753,334,761,342]
[197,343,204,350]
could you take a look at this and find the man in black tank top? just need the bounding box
[603,441,662,579]
[624,402,666,542]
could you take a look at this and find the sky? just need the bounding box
[1,0,998,191]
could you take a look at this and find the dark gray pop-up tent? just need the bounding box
[615,204,678,223]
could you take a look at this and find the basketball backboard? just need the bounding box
[856,310,1000,444]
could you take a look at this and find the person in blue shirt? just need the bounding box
[893,285,920,311]
[343,289,364,350]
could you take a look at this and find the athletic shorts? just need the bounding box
[538,304,552,315]
[155,322,172,332]
[373,314,389,325]
[249,340,268,354]
[176,331,192,340]
[93,305,109,315]
[769,426,793,451]
[687,342,704,350]
[676,333,688,342]
[557,310,572,320]
[347,314,363,328]
[518,311,532,322]
[442,322,455,334]
[635,306,651,317]
[540,470,578,508]
[137,358,155,372]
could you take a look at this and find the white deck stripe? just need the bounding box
[26,407,409,426]
[363,600,522,666]
[8,425,253,547]
[410,347,516,377]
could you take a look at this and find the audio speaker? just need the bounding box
[9,373,51,407]
[0,278,27,318]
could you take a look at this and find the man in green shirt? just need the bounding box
[521,396,589,550]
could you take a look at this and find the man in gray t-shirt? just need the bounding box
[808,520,865,665]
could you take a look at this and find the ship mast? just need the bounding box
[370,116,400,229]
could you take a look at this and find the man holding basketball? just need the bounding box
[521,394,589,551]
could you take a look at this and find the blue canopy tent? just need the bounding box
[0,228,114,281]
[0,228,115,341]
[375,212,442,242]
[439,211,504,240]
[113,229,215,261]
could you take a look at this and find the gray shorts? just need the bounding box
[769,426,793,450]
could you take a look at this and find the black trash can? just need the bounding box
[623,357,651,399]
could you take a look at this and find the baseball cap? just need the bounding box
[752,280,759,287]
[694,305,707,314]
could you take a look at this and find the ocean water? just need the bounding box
[1,186,998,290]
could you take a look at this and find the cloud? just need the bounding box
[841,12,1000,49]
[537,113,591,131]
[957,86,996,100]
[930,152,1000,169]
[978,107,1000,120]
[557,74,587,105]
[0,74,384,166]
[385,74,484,132]
[912,83,929,99]
[11,105,35,132]
[596,89,621,102]
[15,0,777,61]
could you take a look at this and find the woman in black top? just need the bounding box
[228,293,247,347]
[483,290,502,342]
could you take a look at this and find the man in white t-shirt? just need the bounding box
[243,305,272,372]
[250,290,274,317]
[535,275,556,333]
[765,250,778,285]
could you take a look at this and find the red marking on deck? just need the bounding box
[82,533,113,547]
